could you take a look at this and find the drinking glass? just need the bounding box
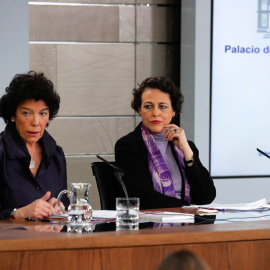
[116,197,139,231]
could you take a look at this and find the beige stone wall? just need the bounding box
[29,0,179,209]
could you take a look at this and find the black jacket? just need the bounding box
[115,123,216,210]
[0,124,68,219]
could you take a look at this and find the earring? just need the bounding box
[11,119,15,122]
[172,113,175,117]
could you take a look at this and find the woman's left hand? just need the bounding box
[48,197,65,215]
[164,124,193,161]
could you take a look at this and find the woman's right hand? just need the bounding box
[14,191,54,219]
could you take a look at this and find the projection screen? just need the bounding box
[210,0,270,177]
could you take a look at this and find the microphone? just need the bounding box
[96,155,129,200]
[256,148,270,159]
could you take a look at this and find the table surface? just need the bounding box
[1,207,270,251]
[2,208,270,270]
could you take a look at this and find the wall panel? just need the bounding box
[30,5,133,42]
[29,44,57,87]
[136,6,175,42]
[136,43,178,84]
[56,44,135,116]
[47,117,135,155]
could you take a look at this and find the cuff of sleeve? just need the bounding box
[10,208,17,220]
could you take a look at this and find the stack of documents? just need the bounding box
[184,198,269,212]
[49,210,195,224]
[140,211,194,223]
[48,210,117,222]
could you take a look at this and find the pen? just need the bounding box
[25,217,36,221]
[198,207,225,212]
[38,218,51,222]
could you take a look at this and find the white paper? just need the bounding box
[92,210,117,219]
[184,198,269,211]
[50,210,117,220]
[140,211,194,223]
[50,213,68,219]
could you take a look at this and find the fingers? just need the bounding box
[48,197,57,207]
[35,207,53,219]
[58,202,66,214]
[48,197,59,214]
[31,207,52,219]
[27,199,54,219]
[164,125,193,157]
[164,125,185,142]
[14,192,56,219]
[41,191,51,201]
[48,197,65,215]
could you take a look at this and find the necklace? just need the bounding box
[29,149,37,169]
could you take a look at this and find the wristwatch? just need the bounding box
[184,158,194,165]
[10,208,17,220]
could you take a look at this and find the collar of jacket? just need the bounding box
[2,124,57,166]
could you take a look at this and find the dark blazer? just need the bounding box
[115,122,216,210]
[0,124,68,219]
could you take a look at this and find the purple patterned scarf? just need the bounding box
[141,123,191,203]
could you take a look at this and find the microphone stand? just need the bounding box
[96,155,130,215]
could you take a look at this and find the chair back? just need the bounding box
[91,162,125,210]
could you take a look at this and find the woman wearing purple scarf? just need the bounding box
[115,77,216,209]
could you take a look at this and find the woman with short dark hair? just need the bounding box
[0,71,68,220]
[115,76,216,209]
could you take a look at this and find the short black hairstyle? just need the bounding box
[158,250,210,270]
[0,71,60,124]
[131,76,184,114]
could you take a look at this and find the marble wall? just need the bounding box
[29,0,180,209]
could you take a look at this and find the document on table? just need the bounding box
[140,211,194,223]
[48,210,117,221]
[50,211,195,223]
[184,198,270,211]
[92,210,117,220]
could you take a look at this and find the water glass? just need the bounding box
[116,197,140,231]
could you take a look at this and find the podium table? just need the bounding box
[1,208,270,270]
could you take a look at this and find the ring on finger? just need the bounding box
[174,128,177,133]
